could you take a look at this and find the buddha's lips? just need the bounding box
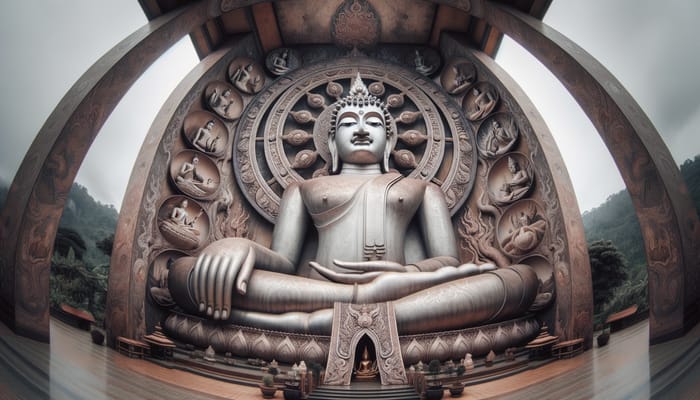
[351,135,373,145]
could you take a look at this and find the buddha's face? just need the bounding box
[334,104,387,165]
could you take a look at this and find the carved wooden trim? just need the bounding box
[0,2,211,342]
[479,3,700,343]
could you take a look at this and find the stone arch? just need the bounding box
[0,2,211,342]
[471,1,700,343]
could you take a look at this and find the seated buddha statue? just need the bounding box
[168,74,545,336]
[355,345,378,380]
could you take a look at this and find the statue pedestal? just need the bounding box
[324,302,407,386]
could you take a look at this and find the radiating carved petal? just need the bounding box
[227,329,249,356]
[301,339,326,365]
[326,81,343,99]
[392,149,418,169]
[403,339,426,366]
[291,150,318,169]
[275,336,298,363]
[398,130,428,146]
[473,330,493,356]
[290,110,316,124]
[368,81,385,96]
[307,92,326,109]
[252,333,273,361]
[386,93,404,108]
[397,110,422,124]
[284,129,314,146]
[428,336,450,361]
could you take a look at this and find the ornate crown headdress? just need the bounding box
[329,72,393,138]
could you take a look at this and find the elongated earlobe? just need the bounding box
[329,134,339,173]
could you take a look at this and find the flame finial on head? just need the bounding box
[349,72,369,97]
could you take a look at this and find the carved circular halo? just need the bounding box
[441,58,477,95]
[487,152,534,206]
[233,58,477,223]
[227,57,265,94]
[182,111,228,158]
[462,81,499,121]
[169,150,220,200]
[476,112,519,159]
[204,81,243,120]
[157,195,209,251]
[496,199,547,257]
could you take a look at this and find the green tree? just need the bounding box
[588,240,628,318]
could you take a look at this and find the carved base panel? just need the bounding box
[163,312,538,368]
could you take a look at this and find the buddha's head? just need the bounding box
[329,73,395,173]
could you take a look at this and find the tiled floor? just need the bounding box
[1,318,699,399]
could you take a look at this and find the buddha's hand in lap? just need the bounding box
[192,237,257,320]
[310,259,498,285]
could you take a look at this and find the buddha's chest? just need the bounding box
[300,176,424,220]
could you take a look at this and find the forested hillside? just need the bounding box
[582,155,700,321]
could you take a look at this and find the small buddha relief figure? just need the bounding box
[158,197,208,250]
[477,113,519,158]
[441,59,476,95]
[183,111,227,158]
[171,151,220,199]
[266,48,300,76]
[228,58,265,94]
[204,81,243,120]
[354,345,378,380]
[463,82,498,121]
[488,154,533,205]
[499,201,547,256]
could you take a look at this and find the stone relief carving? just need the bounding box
[441,58,477,95]
[228,57,265,94]
[332,0,381,50]
[170,150,220,199]
[497,200,547,257]
[409,47,440,76]
[265,47,301,76]
[148,250,187,308]
[463,81,499,121]
[182,111,228,158]
[157,196,209,250]
[487,153,534,205]
[324,302,407,386]
[131,45,578,371]
[204,81,243,120]
[477,112,519,158]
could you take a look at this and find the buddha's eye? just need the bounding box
[365,117,383,127]
[339,118,357,127]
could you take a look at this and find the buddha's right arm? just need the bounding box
[168,237,296,320]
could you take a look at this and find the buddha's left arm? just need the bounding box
[411,183,460,271]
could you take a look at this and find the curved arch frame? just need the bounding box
[0,2,211,341]
[0,0,696,346]
[473,1,700,343]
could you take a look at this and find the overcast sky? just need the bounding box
[0,0,698,213]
